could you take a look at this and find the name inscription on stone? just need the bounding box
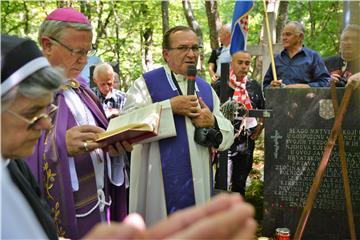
[262,88,360,239]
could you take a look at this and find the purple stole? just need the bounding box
[143,67,213,215]
[27,77,127,239]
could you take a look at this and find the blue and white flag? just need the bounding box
[230,0,254,55]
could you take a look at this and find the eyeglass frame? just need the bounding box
[166,45,203,54]
[48,37,96,57]
[6,104,58,130]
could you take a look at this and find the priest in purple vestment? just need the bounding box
[26,7,132,239]
[125,26,234,225]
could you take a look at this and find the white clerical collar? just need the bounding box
[1,156,10,167]
[165,65,186,82]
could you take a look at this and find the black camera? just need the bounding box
[194,127,223,148]
[336,77,347,87]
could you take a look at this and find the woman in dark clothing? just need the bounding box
[1,34,63,239]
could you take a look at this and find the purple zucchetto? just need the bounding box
[45,7,91,25]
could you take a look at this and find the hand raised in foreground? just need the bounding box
[83,193,256,240]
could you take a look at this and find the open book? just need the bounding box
[96,103,162,145]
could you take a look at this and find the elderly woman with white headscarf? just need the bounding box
[1,34,64,239]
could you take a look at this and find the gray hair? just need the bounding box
[1,67,65,111]
[38,20,92,43]
[341,24,360,40]
[286,21,305,35]
[93,62,114,80]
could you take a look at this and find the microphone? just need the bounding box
[187,65,197,95]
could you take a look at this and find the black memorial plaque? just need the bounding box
[262,88,360,239]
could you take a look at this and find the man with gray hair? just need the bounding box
[92,62,126,119]
[263,21,331,88]
[26,7,131,239]
[208,24,232,96]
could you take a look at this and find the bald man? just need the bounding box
[227,51,265,196]
[92,62,126,119]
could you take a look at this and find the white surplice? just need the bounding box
[124,65,234,226]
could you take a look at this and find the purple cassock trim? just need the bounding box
[26,76,127,239]
[143,67,213,215]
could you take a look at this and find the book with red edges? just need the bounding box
[96,103,162,144]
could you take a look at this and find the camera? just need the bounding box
[194,127,223,148]
[335,77,347,87]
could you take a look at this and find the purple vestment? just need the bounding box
[27,76,127,239]
[143,68,213,215]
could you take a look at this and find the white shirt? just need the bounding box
[216,45,231,76]
[1,158,47,239]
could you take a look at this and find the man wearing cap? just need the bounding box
[26,7,131,239]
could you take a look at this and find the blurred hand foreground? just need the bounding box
[84,193,257,240]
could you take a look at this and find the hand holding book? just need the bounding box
[96,103,162,145]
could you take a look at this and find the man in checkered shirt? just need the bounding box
[92,62,126,119]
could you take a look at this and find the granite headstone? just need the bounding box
[262,88,360,239]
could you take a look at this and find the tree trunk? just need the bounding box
[80,1,92,21]
[205,0,221,49]
[141,3,154,72]
[161,1,169,36]
[23,1,29,34]
[56,0,68,8]
[92,2,113,50]
[308,1,316,38]
[111,1,127,90]
[182,0,205,76]
[276,1,288,43]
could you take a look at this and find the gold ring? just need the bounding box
[83,142,89,152]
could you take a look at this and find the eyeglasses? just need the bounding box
[49,37,96,57]
[167,45,202,54]
[7,104,58,130]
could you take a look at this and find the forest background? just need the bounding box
[2,0,357,232]
[1,0,350,91]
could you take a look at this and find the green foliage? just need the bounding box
[1,0,344,88]
[246,177,264,223]
[287,1,342,57]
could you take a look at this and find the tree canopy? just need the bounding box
[1,0,346,90]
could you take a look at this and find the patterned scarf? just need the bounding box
[232,74,253,110]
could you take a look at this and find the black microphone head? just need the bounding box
[187,65,197,77]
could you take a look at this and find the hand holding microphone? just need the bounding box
[187,65,197,96]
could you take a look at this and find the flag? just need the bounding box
[230,0,254,55]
